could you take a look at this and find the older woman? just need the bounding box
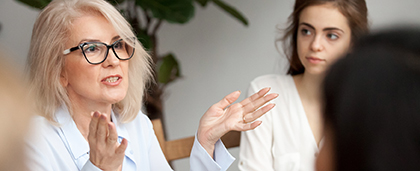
[25,0,277,170]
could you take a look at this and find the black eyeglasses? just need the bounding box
[63,38,135,65]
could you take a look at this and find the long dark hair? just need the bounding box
[281,0,369,75]
[323,28,420,171]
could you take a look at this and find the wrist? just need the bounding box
[197,128,218,158]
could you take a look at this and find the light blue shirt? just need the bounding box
[25,106,235,171]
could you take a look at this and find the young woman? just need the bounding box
[24,0,277,170]
[239,0,368,170]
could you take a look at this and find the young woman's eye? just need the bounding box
[327,34,339,40]
[301,29,312,36]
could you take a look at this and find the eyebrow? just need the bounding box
[78,35,121,44]
[299,22,345,33]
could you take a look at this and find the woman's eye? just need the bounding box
[327,34,339,40]
[301,29,311,36]
[84,44,99,53]
[114,41,124,49]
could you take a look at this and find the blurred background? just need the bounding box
[1,0,419,170]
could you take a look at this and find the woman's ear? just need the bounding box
[60,70,68,88]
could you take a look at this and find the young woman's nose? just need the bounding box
[310,36,324,52]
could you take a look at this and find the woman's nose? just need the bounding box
[102,49,120,67]
[311,36,324,52]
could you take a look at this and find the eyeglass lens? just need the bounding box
[81,39,134,64]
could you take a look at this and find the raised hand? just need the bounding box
[88,112,127,171]
[197,87,278,158]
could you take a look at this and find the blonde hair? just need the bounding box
[27,0,152,123]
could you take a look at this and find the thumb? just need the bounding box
[214,91,241,109]
[115,138,128,154]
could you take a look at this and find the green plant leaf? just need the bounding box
[212,0,248,26]
[106,0,125,6]
[136,0,195,24]
[137,29,153,50]
[194,0,210,7]
[158,53,181,84]
[15,0,51,9]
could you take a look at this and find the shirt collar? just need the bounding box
[55,106,90,160]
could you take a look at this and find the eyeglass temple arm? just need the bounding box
[63,46,80,55]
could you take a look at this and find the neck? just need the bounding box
[69,98,113,140]
[294,71,325,102]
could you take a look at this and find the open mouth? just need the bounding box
[102,76,121,83]
[105,76,119,82]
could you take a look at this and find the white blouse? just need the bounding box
[238,74,319,171]
[25,106,234,171]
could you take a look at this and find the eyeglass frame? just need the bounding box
[62,38,135,65]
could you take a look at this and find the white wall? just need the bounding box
[0,0,38,70]
[1,0,419,170]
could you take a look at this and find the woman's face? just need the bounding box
[297,3,352,75]
[61,14,129,106]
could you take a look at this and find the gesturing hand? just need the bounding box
[197,87,278,158]
[88,112,127,171]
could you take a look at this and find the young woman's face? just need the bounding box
[297,3,352,75]
[60,14,130,107]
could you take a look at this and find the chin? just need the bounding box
[105,91,127,104]
[305,68,327,76]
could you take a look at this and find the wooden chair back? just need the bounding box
[151,118,241,162]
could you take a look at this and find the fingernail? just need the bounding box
[273,93,279,98]
[92,112,99,118]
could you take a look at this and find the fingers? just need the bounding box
[97,114,108,142]
[115,138,128,154]
[243,103,275,123]
[88,112,100,142]
[214,91,241,109]
[247,120,263,130]
[237,120,263,131]
[243,92,278,113]
[239,87,271,107]
[107,123,118,147]
[88,111,125,170]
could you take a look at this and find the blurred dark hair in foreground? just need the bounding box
[323,27,420,171]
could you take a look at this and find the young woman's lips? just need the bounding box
[306,57,325,64]
[101,75,122,86]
